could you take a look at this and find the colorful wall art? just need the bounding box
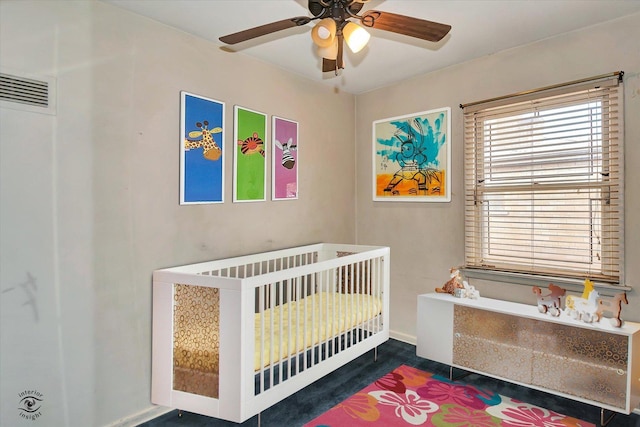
[180,91,225,204]
[373,107,451,202]
[234,106,267,202]
[272,116,299,200]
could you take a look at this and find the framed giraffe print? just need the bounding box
[272,116,298,201]
[233,105,267,202]
[180,91,225,204]
[372,107,451,202]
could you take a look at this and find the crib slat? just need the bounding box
[377,258,380,329]
[311,278,316,367]
[277,280,283,387]
[259,285,266,394]
[328,270,334,358]
[287,277,293,379]
[352,261,360,346]
[295,276,302,376]
[302,272,308,371]
[351,262,362,344]
[269,281,275,390]
[337,265,343,352]
[320,280,324,360]
[318,271,324,363]
[377,257,382,332]
[348,263,353,347]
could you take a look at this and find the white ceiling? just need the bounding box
[101,0,640,94]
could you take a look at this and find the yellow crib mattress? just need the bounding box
[254,292,382,371]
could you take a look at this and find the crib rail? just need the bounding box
[207,250,318,279]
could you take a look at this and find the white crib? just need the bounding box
[151,243,390,423]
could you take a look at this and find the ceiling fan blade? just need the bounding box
[361,10,451,42]
[219,16,312,45]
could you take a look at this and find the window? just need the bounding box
[463,73,624,285]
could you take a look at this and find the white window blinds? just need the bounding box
[463,73,624,284]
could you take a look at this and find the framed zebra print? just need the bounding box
[272,116,298,200]
[180,91,225,204]
[233,105,268,202]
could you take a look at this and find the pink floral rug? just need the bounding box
[304,365,594,427]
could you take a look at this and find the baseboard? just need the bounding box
[389,330,416,345]
[106,405,173,427]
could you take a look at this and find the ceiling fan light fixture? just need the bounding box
[311,18,336,48]
[343,21,370,53]
[218,1,452,75]
[317,38,339,60]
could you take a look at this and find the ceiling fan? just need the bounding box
[219,0,451,74]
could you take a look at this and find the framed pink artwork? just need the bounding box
[272,116,298,200]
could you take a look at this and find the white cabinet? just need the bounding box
[417,293,640,415]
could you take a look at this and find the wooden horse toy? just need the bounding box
[532,283,566,317]
[595,292,628,327]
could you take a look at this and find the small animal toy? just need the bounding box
[532,283,565,317]
[565,279,599,323]
[436,267,465,295]
[596,292,628,327]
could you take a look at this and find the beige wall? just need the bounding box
[2,1,639,425]
[0,1,355,426]
[356,12,640,341]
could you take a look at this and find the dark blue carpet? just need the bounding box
[139,339,640,427]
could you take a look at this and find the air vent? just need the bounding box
[0,71,56,115]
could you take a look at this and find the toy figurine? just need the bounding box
[581,278,595,299]
[565,279,599,323]
[596,292,628,327]
[566,290,599,323]
[532,283,565,317]
[464,282,480,299]
[436,267,465,295]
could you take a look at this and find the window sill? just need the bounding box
[460,267,631,296]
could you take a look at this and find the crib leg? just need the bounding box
[257,412,261,427]
[374,346,378,362]
[178,410,182,418]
